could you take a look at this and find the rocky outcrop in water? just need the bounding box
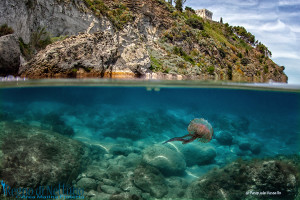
[19,31,150,78]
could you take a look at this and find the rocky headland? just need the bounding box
[0,0,288,82]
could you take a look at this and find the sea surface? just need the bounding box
[0,80,299,200]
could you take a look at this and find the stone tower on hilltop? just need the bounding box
[196,9,213,20]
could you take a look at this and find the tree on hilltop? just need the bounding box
[175,0,187,12]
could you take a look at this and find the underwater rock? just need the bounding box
[110,192,143,200]
[89,191,111,200]
[84,165,108,181]
[249,142,262,155]
[185,157,299,200]
[0,122,86,188]
[100,185,121,195]
[142,144,186,176]
[115,153,143,169]
[106,165,128,182]
[232,116,250,134]
[109,145,134,156]
[165,177,188,199]
[133,164,168,198]
[76,177,98,191]
[215,130,233,146]
[41,112,75,137]
[182,143,216,166]
[238,141,251,151]
[212,115,250,135]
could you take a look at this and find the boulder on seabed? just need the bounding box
[76,177,98,191]
[181,143,216,166]
[142,144,186,176]
[238,141,251,151]
[215,130,233,146]
[185,157,299,200]
[133,164,168,198]
[0,122,85,188]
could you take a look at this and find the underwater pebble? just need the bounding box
[85,165,108,181]
[89,191,111,200]
[76,178,98,191]
[100,185,121,195]
[143,144,186,176]
[110,192,142,200]
[102,178,115,186]
[109,145,133,156]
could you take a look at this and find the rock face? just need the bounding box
[0,0,108,44]
[20,31,151,78]
[0,122,85,188]
[0,34,21,76]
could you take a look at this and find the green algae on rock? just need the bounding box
[186,157,299,200]
[0,122,86,189]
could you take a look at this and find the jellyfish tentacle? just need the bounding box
[182,135,197,144]
[163,134,192,144]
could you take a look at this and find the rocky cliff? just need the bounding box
[0,0,288,82]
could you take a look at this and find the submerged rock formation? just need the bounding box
[186,157,299,200]
[0,0,288,82]
[0,122,86,188]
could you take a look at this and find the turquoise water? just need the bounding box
[0,81,299,200]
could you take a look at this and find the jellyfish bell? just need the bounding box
[188,118,213,143]
[163,118,213,144]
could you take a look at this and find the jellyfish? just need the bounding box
[163,118,213,144]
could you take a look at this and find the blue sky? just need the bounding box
[185,0,300,84]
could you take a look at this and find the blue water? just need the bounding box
[0,84,299,199]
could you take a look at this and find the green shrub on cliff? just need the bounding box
[207,66,215,75]
[83,0,133,30]
[186,17,203,30]
[241,57,249,66]
[0,24,14,37]
[173,46,195,64]
[19,27,52,60]
[31,27,52,50]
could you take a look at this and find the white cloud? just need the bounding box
[272,51,300,59]
[260,19,286,31]
[290,25,300,32]
[279,0,300,6]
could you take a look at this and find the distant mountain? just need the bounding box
[0,0,287,82]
